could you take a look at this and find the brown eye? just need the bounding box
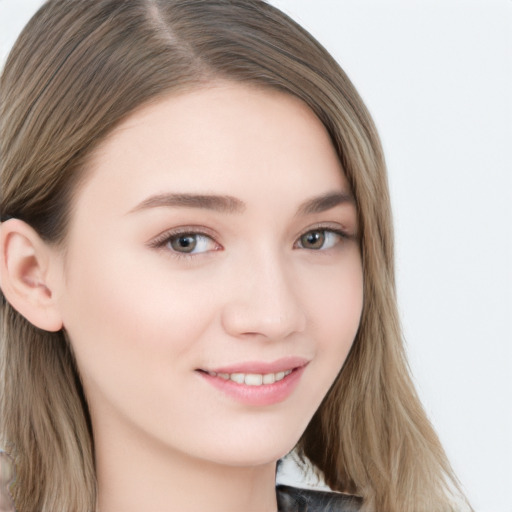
[297,229,343,251]
[169,234,198,253]
[152,230,220,257]
[299,230,326,250]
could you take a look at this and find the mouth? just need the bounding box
[198,368,294,386]
[195,358,308,406]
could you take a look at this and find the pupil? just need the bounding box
[303,231,324,249]
[171,235,197,253]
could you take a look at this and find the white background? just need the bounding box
[1,1,511,511]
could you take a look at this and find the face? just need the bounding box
[54,83,363,467]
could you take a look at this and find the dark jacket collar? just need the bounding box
[277,484,362,512]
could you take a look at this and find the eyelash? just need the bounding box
[149,228,220,259]
[149,225,352,260]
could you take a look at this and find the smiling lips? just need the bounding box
[204,369,293,386]
[198,357,308,405]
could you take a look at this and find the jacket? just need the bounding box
[277,485,362,512]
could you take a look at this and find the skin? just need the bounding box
[1,83,363,512]
[0,452,15,512]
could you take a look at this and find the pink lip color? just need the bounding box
[209,356,309,375]
[197,357,308,407]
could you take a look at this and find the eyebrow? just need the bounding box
[296,191,355,216]
[128,191,354,215]
[128,193,245,214]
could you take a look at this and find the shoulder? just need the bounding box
[277,484,363,512]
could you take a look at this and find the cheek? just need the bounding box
[300,252,363,379]
[304,253,363,341]
[58,242,218,390]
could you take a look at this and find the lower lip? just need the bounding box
[197,366,306,406]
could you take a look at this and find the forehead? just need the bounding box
[77,82,349,215]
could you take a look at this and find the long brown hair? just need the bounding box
[0,1,469,510]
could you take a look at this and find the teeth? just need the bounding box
[207,369,292,386]
[245,374,263,386]
[230,373,245,384]
[262,373,275,385]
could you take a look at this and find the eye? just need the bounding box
[166,233,217,254]
[296,229,343,250]
[149,228,222,259]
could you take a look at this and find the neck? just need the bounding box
[94,419,279,512]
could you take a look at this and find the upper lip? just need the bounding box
[201,356,309,375]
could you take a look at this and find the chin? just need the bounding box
[194,429,302,469]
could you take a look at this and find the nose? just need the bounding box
[220,250,306,341]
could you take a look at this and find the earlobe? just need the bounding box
[0,219,63,332]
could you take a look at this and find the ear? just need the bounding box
[0,219,63,332]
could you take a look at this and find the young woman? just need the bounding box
[0,1,471,511]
